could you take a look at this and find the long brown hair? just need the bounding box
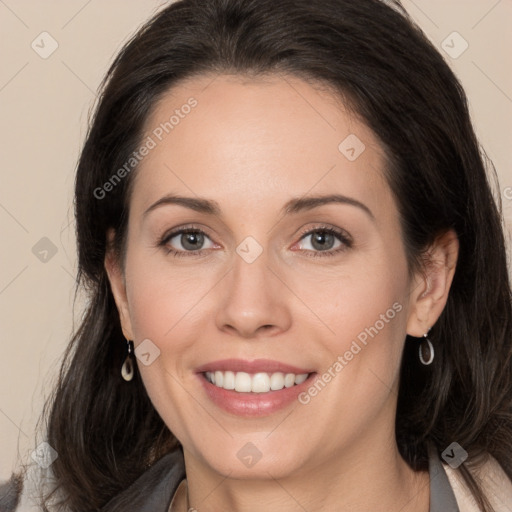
[33,0,512,510]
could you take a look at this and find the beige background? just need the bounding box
[0,0,511,480]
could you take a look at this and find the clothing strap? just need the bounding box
[429,444,460,512]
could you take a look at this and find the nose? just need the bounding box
[214,248,292,339]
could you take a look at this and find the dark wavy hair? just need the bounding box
[28,0,512,510]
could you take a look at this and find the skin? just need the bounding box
[105,73,459,512]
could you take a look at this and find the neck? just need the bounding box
[182,432,430,512]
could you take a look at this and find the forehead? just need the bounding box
[131,73,393,218]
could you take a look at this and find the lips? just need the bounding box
[196,358,314,375]
[196,359,316,416]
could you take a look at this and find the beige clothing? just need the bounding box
[444,455,512,511]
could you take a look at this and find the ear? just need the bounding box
[406,230,459,337]
[104,228,134,340]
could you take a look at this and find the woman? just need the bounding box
[2,0,512,510]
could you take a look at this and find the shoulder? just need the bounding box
[444,453,512,512]
[0,473,23,512]
[0,462,63,512]
[1,449,185,512]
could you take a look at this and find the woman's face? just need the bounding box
[107,73,432,479]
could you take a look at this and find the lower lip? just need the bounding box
[198,373,316,417]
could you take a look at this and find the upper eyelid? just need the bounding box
[162,225,215,242]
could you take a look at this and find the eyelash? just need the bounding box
[157,224,353,258]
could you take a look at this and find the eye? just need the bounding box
[294,226,352,256]
[159,228,217,256]
[158,225,351,258]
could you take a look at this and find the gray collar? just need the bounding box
[429,444,460,512]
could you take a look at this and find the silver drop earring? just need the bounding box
[419,331,434,365]
[121,339,135,381]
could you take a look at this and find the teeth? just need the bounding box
[294,373,308,385]
[234,372,252,392]
[223,370,235,390]
[204,370,309,393]
[284,373,295,388]
[251,372,270,393]
[270,372,285,390]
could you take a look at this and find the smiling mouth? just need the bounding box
[203,371,312,393]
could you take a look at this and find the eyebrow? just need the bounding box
[143,193,374,220]
[283,194,374,220]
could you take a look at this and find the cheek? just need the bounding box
[121,253,210,419]
[329,289,406,385]
[124,247,217,342]
[291,253,410,394]
[122,255,209,441]
[293,278,408,441]
[290,254,408,343]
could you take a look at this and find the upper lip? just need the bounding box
[196,358,314,375]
